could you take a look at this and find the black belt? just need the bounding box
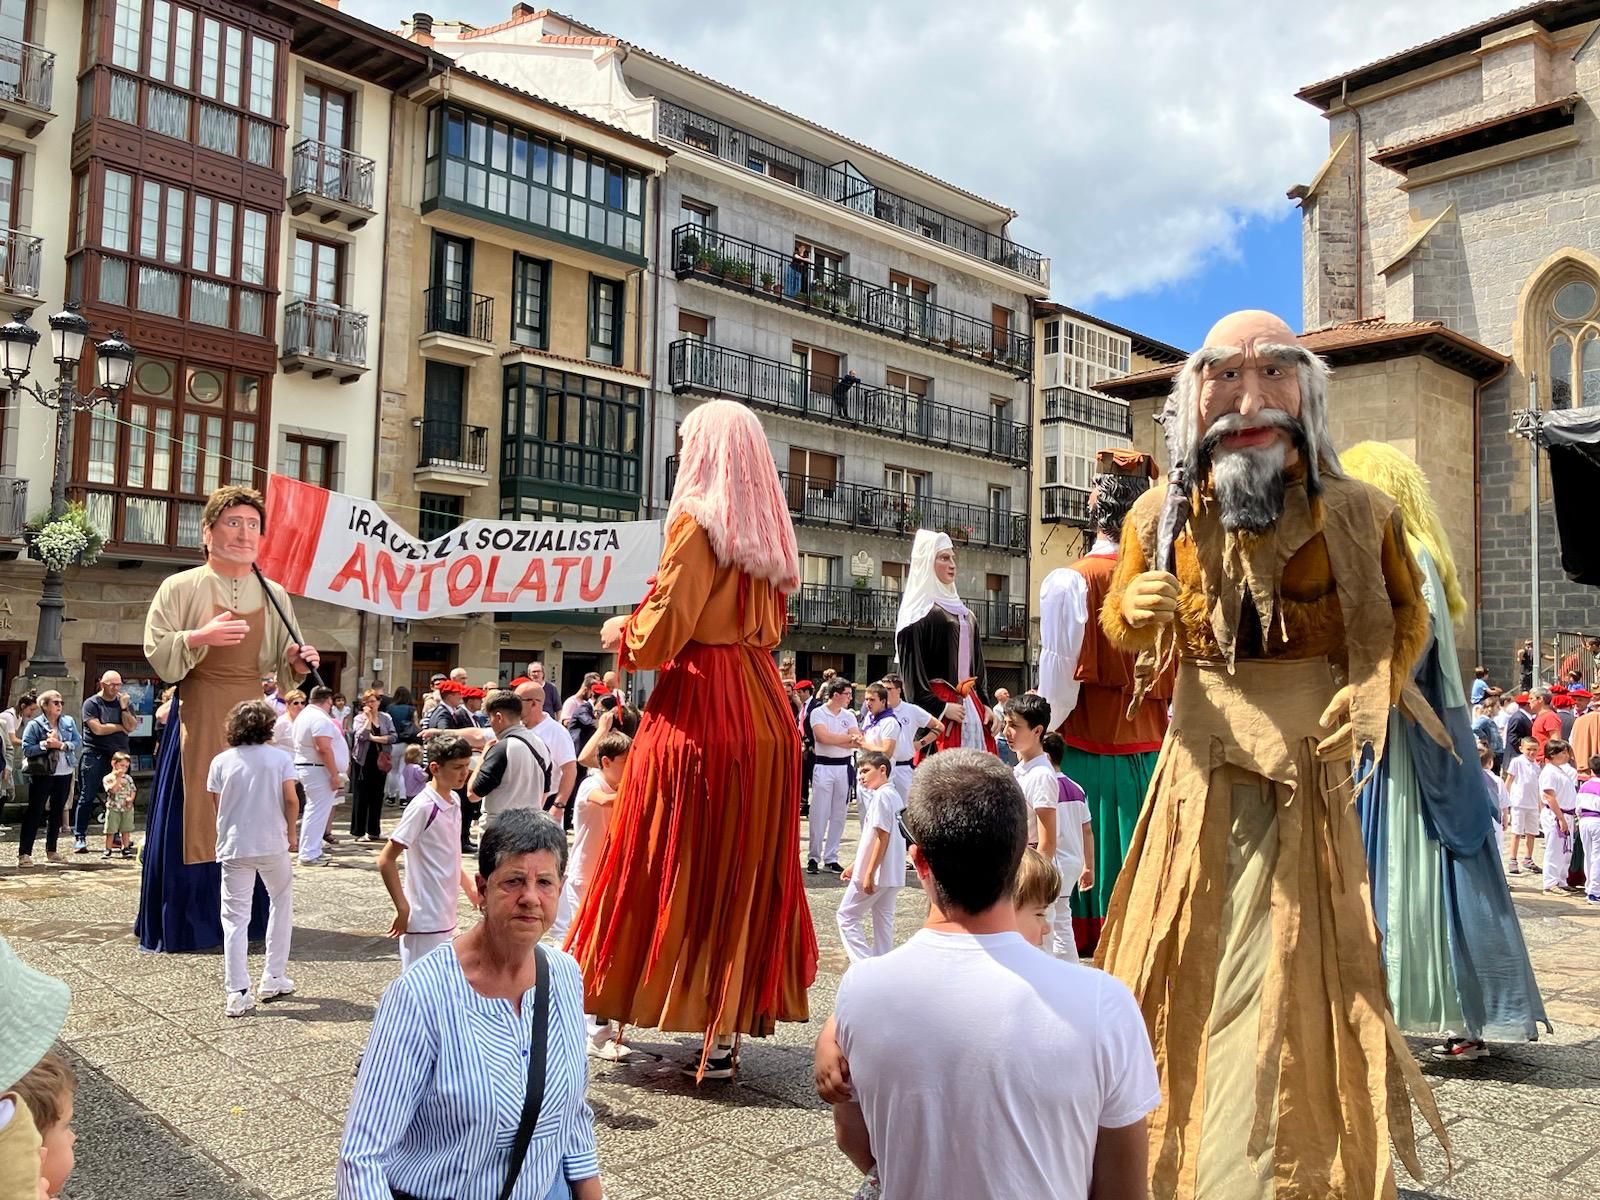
[895,760,914,767]
[814,756,851,765]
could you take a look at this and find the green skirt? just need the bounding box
[1065,745,1159,957]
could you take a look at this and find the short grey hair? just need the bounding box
[478,806,568,879]
[1163,341,1341,496]
[1534,688,1553,705]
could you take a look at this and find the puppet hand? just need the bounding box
[1316,685,1355,759]
[187,610,250,649]
[941,702,965,722]
[600,615,628,652]
[1122,571,1179,627]
[291,643,320,671]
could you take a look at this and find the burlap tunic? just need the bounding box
[1098,471,1446,1200]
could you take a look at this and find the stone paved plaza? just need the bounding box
[4,801,1600,1200]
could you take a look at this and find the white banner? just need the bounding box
[259,475,662,619]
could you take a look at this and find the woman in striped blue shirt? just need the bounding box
[338,809,601,1200]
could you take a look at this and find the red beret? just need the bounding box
[463,686,485,699]
[437,681,461,696]
[509,676,530,688]
[796,679,814,689]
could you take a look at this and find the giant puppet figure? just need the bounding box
[138,486,320,953]
[1343,441,1548,1061]
[894,530,998,756]
[1096,312,1446,1198]
[571,400,819,1080]
[1037,448,1168,956]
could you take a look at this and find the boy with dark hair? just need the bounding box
[1002,693,1061,857]
[822,750,1158,1200]
[837,750,904,962]
[377,733,481,970]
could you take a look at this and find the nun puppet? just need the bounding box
[893,530,997,757]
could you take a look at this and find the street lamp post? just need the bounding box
[0,303,136,679]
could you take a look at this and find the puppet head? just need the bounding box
[1163,310,1338,533]
[1342,440,1468,628]
[895,529,965,637]
[1086,448,1157,543]
[667,400,800,591]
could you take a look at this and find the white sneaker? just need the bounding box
[258,975,296,1001]
[225,990,256,1018]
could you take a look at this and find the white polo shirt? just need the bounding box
[809,705,857,764]
[389,783,463,936]
[893,702,934,765]
[292,704,349,772]
[528,715,576,802]
[858,711,901,762]
[1015,752,1060,847]
[208,743,298,859]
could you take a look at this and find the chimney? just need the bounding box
[411,11,434,44]
[316,0,340,7]
[511,3,539,15]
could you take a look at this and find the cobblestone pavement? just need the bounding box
[3,801,1600,1200]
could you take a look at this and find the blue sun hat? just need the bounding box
[0,934,69,1092]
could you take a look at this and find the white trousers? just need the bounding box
[399,930,452,971]
[1581,815,1600,898]
[549,874,582,947]
[221,853,294,994]
[297,769,337,863]
[1542,808,1574,889]
[837,882,900,963]
[1051,890,1079,963]
[809,763,850,863]
[891,764,914,806]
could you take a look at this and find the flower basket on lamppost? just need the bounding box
[0,304,136,680]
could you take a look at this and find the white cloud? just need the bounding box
[343,0,1509,303]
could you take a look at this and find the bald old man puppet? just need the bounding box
[1095,311,1446,1198]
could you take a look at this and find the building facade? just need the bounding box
[0,0,434,752]
[1293,3,1600,682]
[407,5,1047,695]
[371,22,667,698]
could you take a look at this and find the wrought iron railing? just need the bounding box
[0,475,25,538]
[669,339,1028,465]
[423,285,493,341]
[666,455,1025,553]
[1041,387,1132,437]
[1040,484,1091,524]
[0,228,41,297]
[282,299,368,367]
[785,583,1026,641]
[416,419,488,472]
[657,100,1045,282]
[291,138,377,211]
[671,226,1031,375]
[0,37,52,112]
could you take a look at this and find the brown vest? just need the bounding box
[1062,553,1170,754]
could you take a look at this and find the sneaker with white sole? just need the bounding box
[1431,1036,1488,1061]
[258,975,296,1001]
[225,990,255,1018]
[587,1040,629,1062]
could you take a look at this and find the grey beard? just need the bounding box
[1213,442,1289,533]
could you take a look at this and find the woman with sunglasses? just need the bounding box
[18,692,79,868]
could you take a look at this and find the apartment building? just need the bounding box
[0,0,434,741]
[375,17,668,696]
[410,4,1047,693]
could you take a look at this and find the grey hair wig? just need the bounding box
[478,806,568,880]
[1164,342,1341,496]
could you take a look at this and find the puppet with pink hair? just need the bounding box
[569,400,818,1079]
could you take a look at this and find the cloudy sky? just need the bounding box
[344,0,1508,349]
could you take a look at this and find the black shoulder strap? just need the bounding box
[500,944,551,1200]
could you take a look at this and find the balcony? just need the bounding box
[280,299,369,382]
[669,339,1028,465]
[419,285,495,364]
[0,37,53,135]
[786,583,1026,642]
[657,100,1045,284]
[0,475,26,538]
[666,456,1026,554]
[289,139,377,230]
[672,226,1031,377]
[73,250,272,337]
[1041,387,1132,438]
[1040,484,1091,526]
[0,229,41,312]
[414,419,490,489]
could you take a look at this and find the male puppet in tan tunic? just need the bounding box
[1096,311,1447,1199]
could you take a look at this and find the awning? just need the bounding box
[1543,405,1600,586]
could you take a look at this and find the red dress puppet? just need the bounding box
[568,401,818,1074]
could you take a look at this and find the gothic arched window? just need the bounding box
[1545,277,1600,410]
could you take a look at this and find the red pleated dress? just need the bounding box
[567,515,819,1039]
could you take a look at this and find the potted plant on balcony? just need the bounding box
[942,521,973,545]
[694,247,715,272]
[844,302,859,320]
[760,270,777,293]
[24,502,104,570]
[852,574,870,591]
[731,262,753,286]
[677,234,701,271]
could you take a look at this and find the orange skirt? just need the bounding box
[567,641,818,1039]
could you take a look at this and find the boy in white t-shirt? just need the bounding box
[1002,694,1063,857]
[1539,737,1580,894]
[837,752,905,963]
[376,733,481,970]
[207,700,300,1018]
[1505,737,1543,874]
[1042,733,1094,964]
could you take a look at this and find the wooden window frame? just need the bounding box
[283,433,335,488]
[587,273,622,366]
[300,77,353,148]
[291,231,344,305]
[511,252,549,349]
